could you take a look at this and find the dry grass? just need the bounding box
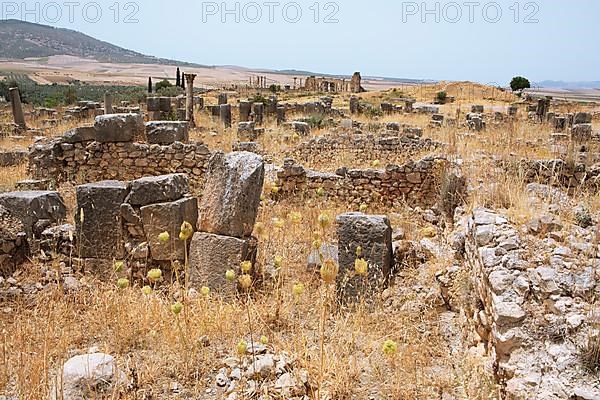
[0,198,497,399]
[0,164,27,192]
[0,83,597,399]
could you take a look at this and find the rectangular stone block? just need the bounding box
[146,97,160,112]
[94,114,144,142]
[336,212,393,302]
[62,126,97,143]
[188,232,255,294]
[158,97,172,112]
[0,191,66,239]
[145,121,189,145]
[126,173,189,207]
[140,197,198,261]
[76,181,129,259]
[199,152,264,238]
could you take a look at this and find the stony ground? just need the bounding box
[0,85,599,399]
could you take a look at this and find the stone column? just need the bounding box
[185,74,197,127]
[267,95,278,115]
[220,104,232,128]
[9,87,26,130]
[349,96,360,115]
[239,101,252,122]
[104,92,113,114]
[252,103,264,125]
[276,106,286,126]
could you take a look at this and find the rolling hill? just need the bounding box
[0,19,200,66]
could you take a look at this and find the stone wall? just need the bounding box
[0,150,27,167]
[291,133,442,165]
[503,158,600,192]
[275,156,452,208]
[463,208,599,399]
[0,205,28,277]
[29,136,212,191]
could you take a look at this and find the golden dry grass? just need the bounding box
[0,83,596,399]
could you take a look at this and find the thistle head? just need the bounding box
[147,268,162,283]
[179,221,194,241]
[293,283,305,296]
[117,278,129,289]
[317,213,331,229]
[171,302,183,316]
[354,258,368,277]
[238,274,252,290]
[225,270,236,282]
[158,231,170,244]
[240,261,252,274]
[320,259,339,284]
[383,340,398,356]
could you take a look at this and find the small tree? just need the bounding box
[148,77,153,93]
[176,68,181,87]
[510,76,531,91]
[155,79,173,92]
[436,91,447,103]
[181,73,185,90]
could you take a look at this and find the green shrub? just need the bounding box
[436,91,447,103]
[155,79,173,92]
[307,113,325,129]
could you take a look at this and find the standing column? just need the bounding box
[276,106,286,126]
[9,87,26,130]
[104,92,113,114]
[220,104,232,128]
[239,101,252,122]
[185,74,197,127]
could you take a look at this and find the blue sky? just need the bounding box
[5,0,600,84]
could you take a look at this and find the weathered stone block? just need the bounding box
[63,126,97,143]
[145,121,189,144]
[188,232,255,294]
[94,114,144,142]
[146,97,160,112]
[158,97,172,112]
[140,197,198,261]
[292,121,310,136]
[199,151,264,238]
[76,181,129,259]
[573,112,592,125]
[336,212,393,302]
[126,173,189,207]
[0,191,66,239]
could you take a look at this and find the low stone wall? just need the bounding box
[503,158,600,192]
[463,208,599,399]
[0,150,27,167]
[29,137,212,191]
[275,156,453,208]
[291,133,442,165]
[0,205,28,277]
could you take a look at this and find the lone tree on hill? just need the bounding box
[510,76,531,91]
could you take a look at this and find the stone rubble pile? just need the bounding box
[460,207,599,399]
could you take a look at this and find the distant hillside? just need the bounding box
[0,19,202,66]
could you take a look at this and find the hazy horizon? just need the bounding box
[1,0,599,85]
